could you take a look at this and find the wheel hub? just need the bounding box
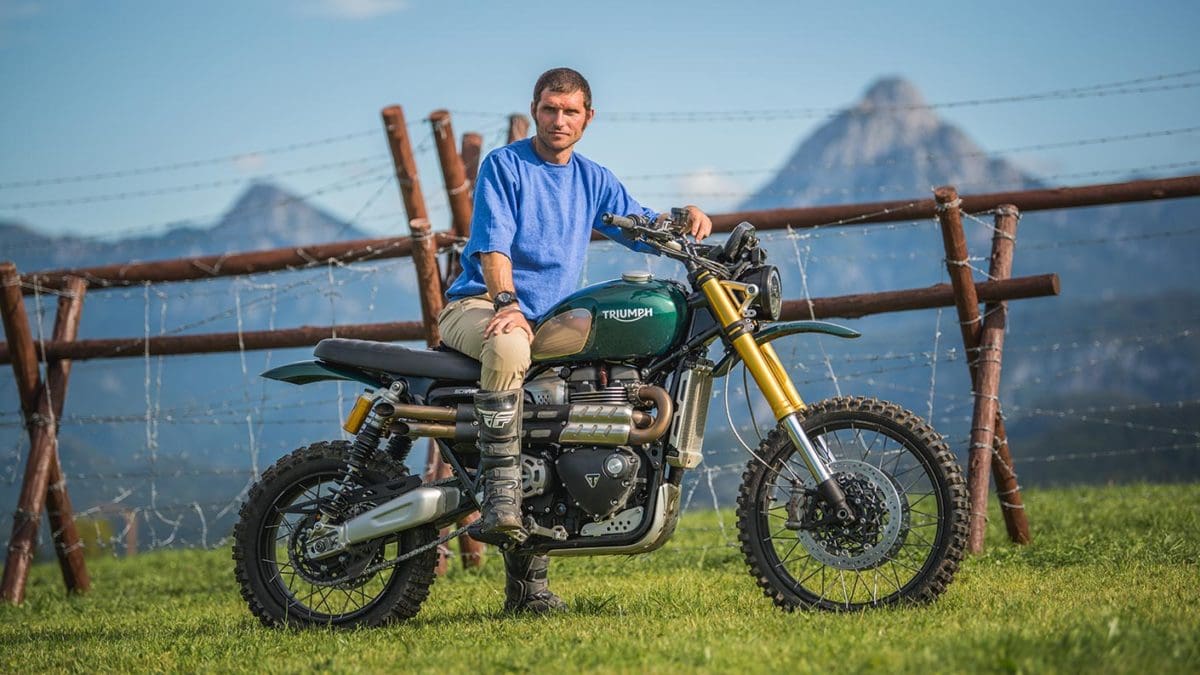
[289,511,383,589]
[796,459,909,571]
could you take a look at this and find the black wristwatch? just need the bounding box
[492,290,519,312]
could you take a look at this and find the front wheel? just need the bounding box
[232,441,439,628]
[736,397,968,611]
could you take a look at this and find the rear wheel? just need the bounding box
[232,441,438,628]
[736,397,968,610]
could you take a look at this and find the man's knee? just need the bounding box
[481,333,531,390]
[484,331,531,367]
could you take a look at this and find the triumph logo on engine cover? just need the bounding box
[479,410,516,429]
[585,473,601,488]
[600,307,654,323]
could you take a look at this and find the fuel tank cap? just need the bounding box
[621,271,653,283]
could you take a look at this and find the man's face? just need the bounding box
[531,88,594,158]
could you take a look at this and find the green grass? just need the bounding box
[2,483,1198,674]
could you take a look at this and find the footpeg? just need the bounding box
[467,521,529,546]
[524,517,568,541]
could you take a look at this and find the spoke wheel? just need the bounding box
[736,397,968,611]
[232,441,438,628]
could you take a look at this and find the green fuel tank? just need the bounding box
[531,272,689,363]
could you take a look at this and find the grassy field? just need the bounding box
[2,483,1197,673]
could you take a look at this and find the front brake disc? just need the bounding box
[796,459,909,571]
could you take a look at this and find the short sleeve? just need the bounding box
[465,152,518,259]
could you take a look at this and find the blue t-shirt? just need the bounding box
[446,138,657,321]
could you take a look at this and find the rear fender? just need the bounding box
[261,360,384,387]
[713,320,861,377]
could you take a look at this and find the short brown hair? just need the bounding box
[533,68,592,111]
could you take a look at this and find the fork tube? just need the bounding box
[781,415,835,483]
[699,278,801,420]
[760,342,805,410]
[700,276,845,508]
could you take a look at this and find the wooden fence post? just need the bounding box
[123,509,138,557]
[507,114,530,144]
[381,106,443,340]
[42,277,90,591]
[1,265,89,601]
[983,207,1030,544]
[933,186,992,553]
[446,130,483,290]
[381,105,455,575]
[461,132,483,186]
[427,111,486,570]
[429,110,473,285]
[0,261,40,603]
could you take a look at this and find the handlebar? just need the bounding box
[601,213,643,230]
[602,210,753,279]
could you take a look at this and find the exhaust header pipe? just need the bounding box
[382,385,673,447]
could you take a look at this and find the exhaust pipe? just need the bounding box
[380,385,674,446]
[628,385,672,445]
[305,485,461,560]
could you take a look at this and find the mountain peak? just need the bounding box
[211,180,369,249]
[739,76,1037,212]
[226,181,299,214]
[859,76,926,109]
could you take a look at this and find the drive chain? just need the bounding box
[313,524,471,588]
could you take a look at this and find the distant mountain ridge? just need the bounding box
[741,76,1039,211]
[1,182,376,273]
[3,78,1193,299]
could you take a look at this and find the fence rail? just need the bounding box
[20,175,1198,294]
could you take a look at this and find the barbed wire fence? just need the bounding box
[0,89,1197,590]
[3,193,1197,568]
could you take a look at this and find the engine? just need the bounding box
[422,362,664,540]
[517,363,655,537]
[524,363,643,406]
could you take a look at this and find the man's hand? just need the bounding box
[680,204,712,241]
[485,305,534,343]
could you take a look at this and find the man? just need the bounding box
[439,67,712,613]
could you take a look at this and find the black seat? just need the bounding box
[314,338,481,382]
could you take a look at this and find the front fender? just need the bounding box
[261,360,384,387]
[712,320,861,377]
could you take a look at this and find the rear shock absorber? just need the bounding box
[321,412,385,519]
[322,382,405,518]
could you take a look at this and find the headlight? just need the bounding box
[741,265,782,321]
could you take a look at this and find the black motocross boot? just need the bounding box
[503,552,568,613]
[472,389,526,543]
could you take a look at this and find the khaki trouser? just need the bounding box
[438,295,531,392]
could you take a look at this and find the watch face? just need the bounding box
[494,291,517,308]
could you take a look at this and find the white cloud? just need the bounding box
[232,153,266,173]
[675,168,748,211]
[309,0,410,20]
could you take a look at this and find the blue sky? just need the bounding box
[1,0,1197,239]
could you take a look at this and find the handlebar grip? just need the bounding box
[602,213,639,229]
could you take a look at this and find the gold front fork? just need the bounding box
[700,278,804,421]
[701,276,839,489]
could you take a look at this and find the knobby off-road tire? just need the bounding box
[736,397,968,611]
[232,441,438,628]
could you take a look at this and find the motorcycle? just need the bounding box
[232,210,968,627]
